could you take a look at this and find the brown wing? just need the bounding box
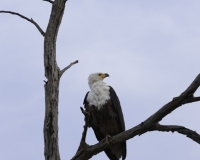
[109,86,127,160]
[83,87,127,160]
[83,92,121,160]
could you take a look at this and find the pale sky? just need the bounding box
[0,0,200,160]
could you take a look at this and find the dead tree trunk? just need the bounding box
[43,1,78,160]
[43,1,65,159]
[0,1,77,159]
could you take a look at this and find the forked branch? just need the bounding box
[144,73,200,125]
[156,124,200,144]
[72,73,200,160]
[0,11,45,36]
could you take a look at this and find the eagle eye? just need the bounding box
[99,74,102,76]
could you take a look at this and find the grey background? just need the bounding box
[0,0,200,159]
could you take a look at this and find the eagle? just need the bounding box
[83,72,126,160]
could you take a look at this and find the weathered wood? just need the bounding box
[43,0,66,160]
[1,2,77,160]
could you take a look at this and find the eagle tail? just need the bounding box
[104,149,119,160]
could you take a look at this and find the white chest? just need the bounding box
[87,82,110,109]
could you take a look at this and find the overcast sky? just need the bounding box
[0,0,200,160]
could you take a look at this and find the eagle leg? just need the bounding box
[106,134,113,144]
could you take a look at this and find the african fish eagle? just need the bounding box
[83,73,126,160]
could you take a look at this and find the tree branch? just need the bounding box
[59,60,78,77]
[182,96,200,104]
[43,1,67,159]
[0,11,45,36]
[144,73,200,126]
[80,107,89,144]
[72,107,91,160]
[73,122,200,160]
[72,73,200,160]
[156,124,200,144]
[43,0,54,4]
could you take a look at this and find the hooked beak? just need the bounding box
[104,73,109,77]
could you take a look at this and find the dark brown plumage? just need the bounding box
[84,86,126,160]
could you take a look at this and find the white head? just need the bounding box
[87,73,110,108]
[88,72,109,88]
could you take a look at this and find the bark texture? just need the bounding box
[43,0,65,160]
[1,1,77,160]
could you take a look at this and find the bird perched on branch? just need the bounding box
[83,72,126,160]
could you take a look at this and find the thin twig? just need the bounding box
[43,0,54,4]
[60,60,78,77]
[0,11,45,36]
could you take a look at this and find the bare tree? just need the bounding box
[1,1,200,160]
[1,1,77,160]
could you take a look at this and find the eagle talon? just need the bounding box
[106,134,112,144]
